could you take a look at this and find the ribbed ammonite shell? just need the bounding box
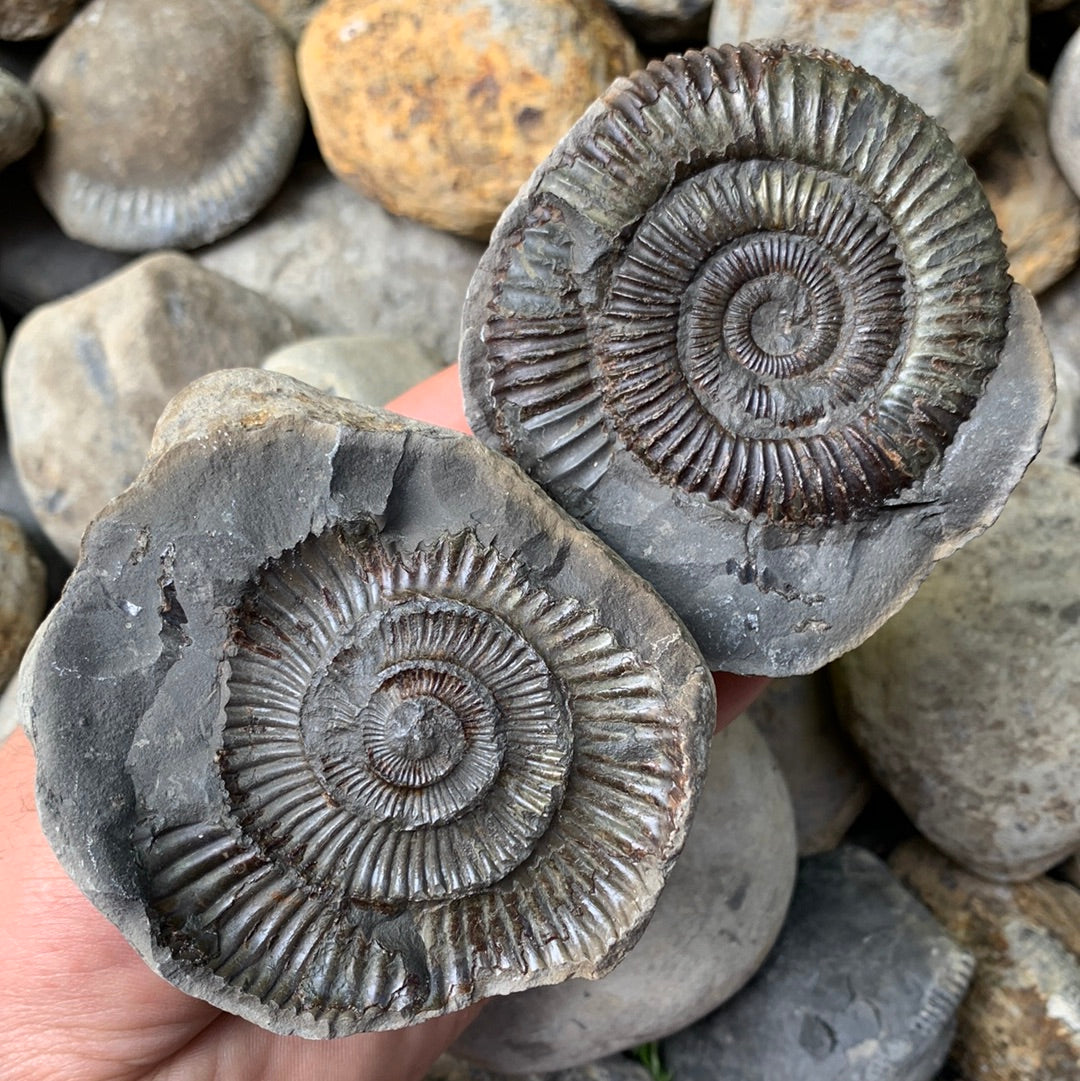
[22,368,713,1037]
[461,42,1029,675]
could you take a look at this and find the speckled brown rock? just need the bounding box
[427,1053,654,1081]
[892,838,1080,1081]
[248,0,321,40]
[0,66,40,169]
[1050,29,1080,200]
[1039,266,1080,460]
[0,515,45,691]
[833,459,1080,881]
[261,335,443,406]
[453,716,797,1073]
[708,0,1027,154]
[0,0,80,39]
[297,0,641,238]
[198,162,483,364]
[31,0,305,250]
[972,72,1080,295]
[3,252,303,561]
[747,673,872,856]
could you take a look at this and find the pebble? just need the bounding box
[892,838,1080,1081]
[1050,28,1080,200]
[0,65,40,169]
[707,0,1027,154]
[297,0,641,237]
[453,716,797,1073]
[0,514,45,692]
[261,335,443,406]
[248,0,322,41]
[1038,264,1080,461]
[0,0,80,39]
[0,164,131,316]
[31,0,305,250]
[832,459,1080,881]
[0,666,18,743]
[426,1053,654,1081]
[972,72,1080,296]
[3,251,303,562]
[663,845,974,1081]
[198,162,484,365]
[746,673,872,856]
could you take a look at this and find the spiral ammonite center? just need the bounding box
[363,693,465,784]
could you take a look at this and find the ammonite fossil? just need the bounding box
[21,368,713,1036]
[462,42,1054,675]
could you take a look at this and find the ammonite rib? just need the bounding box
[23,369,713,1036]
[458,41,1047,676]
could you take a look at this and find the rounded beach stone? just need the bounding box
[892,838,1080,1081]
[426,1053,654,1081]
[453,715,797,1073]
[461,41,1053,675]
[21,366,714,1036]
[198,162,483,364]
[1038,266,1080,460]
[0,66,40,170]
[832,459,1080,881]
[0,514,45,690]
[746,673,872,856]
[3,251,304,562]
[972,72,1080,296]
[297,0,641,238]
[262,335,443,406]
[663,845,974,1081]
[248,0,322,41]
[1050,29,1080,200]
[707,0,1027,154]
[31,0,305,250]
[0,0,80,39]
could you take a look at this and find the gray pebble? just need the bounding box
[708,0,1027,153]
[0,65,40,169]
[663,846,974,1081]
[261,335,443,406]
[453,716,797,1074]
[199,161,484,366]
[833,459,1080,881]
[747,674,871,857]
[3,251,304,561]
[1038,265,1080,461]
[426,1052,654,1081]
[1050,29,1080,201]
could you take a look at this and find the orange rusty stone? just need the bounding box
[297,0,641,238]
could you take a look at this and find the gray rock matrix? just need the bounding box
[663,846,975,1081]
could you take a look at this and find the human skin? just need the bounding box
[0,364,764,1081]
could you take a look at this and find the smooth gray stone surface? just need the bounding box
[199,161,484,366]
[1050,28,1080,201]
[0,64,40,169]
[261,335,443,406]
[662,846,974,1081]
[427,1052,654,1081]
[454,715,797,1073]
[708,0,1026,153]
[746,673,871,856]
[22,367,714,1037]
[1038,265,1080,461]
[832,459,1080,881]
[3,251,303,561]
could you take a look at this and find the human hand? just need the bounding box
[0,367,765,1081]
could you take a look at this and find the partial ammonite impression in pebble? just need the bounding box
[30,0,305,250]
[462,43,1053,675]
[20,368,713,1036]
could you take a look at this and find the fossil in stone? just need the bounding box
[461,42,1053,675]
[30,0,305,250]
[22,368,713,1036]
